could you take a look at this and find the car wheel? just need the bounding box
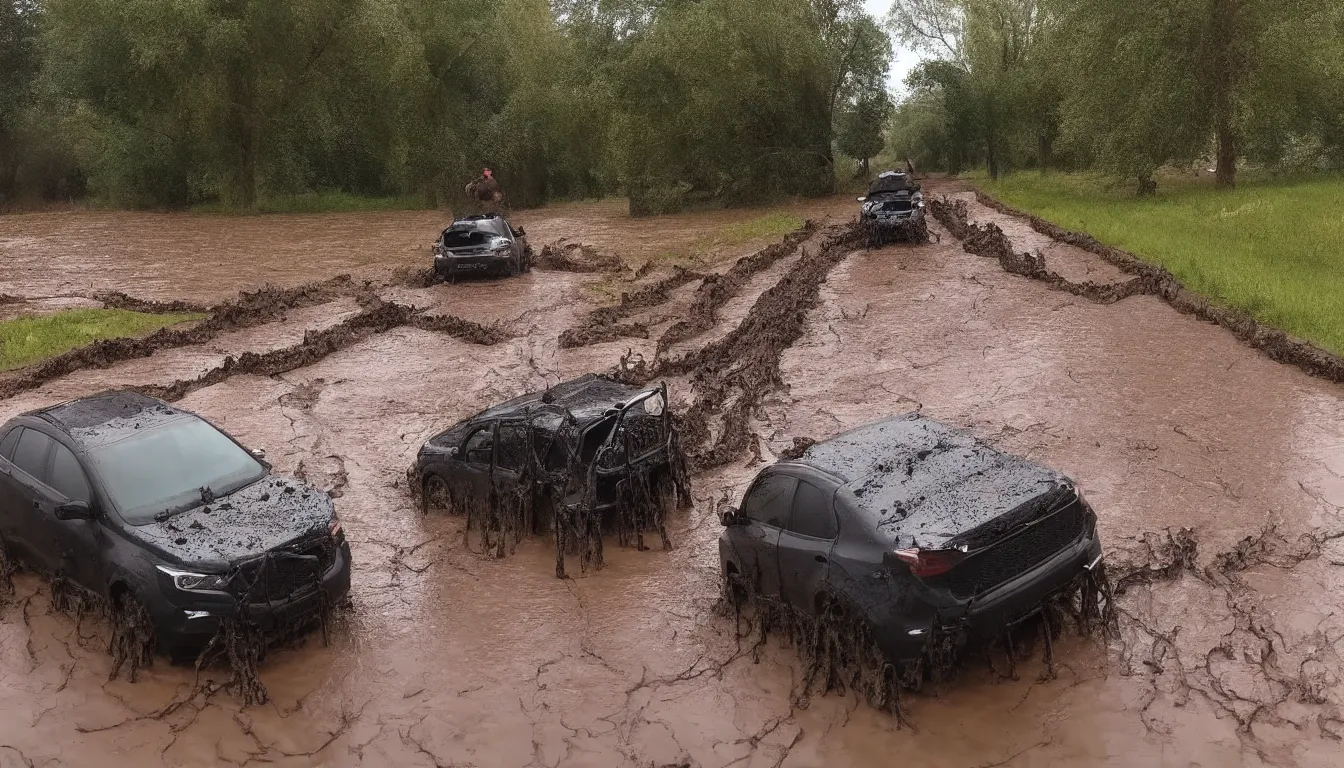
[108,589,156,682]
[506,253,521,277]
[722,566,750,612]
[422,474,455,516]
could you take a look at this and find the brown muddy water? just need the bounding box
[1,187,1342,767]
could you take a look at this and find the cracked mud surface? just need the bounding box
[2,185,1343,766]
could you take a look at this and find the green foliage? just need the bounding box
[0,309,203,371]
[982,171,1344,354]
[1,0,893,212]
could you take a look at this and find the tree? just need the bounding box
[837,90,892,174]
[0,0,40,203]
[1056,0,1344,188]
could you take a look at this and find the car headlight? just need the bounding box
[156,565,230,592]
[490,238,511,251]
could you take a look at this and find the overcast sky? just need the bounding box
[864,0,919,96]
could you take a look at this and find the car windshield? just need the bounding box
[88,417,266,524]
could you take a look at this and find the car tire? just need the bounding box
[722,566,750,613]
[422,474,455,516]
[108,589,156,681]
[506,253,521,277]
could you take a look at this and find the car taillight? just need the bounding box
[892,547,966,577]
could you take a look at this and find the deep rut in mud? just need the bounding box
[933,194,1344,384]
[557,267,702,348]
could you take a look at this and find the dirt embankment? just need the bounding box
[121,299,509,404]
[939,192,1344,384]
[0,277,510,401]
[655,221,818,356]
[536,241,625,273]
[622,223,863,471]
[557,268,703,348]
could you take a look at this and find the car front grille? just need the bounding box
[931,502,1087,599]
[232,537,335,604]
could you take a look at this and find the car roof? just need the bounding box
[479,374,645,421]
[30,391,193,448]
[789,414,1067,537]
[445,215,508,234]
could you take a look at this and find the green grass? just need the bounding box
[192,190,431,215]
[1,309,204,371]
[716,212,806,245]
[977,171,1344,355]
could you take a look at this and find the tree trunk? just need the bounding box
[1038,133,1052,173]
[987,135,1000,181]
[1210,0,1239,188]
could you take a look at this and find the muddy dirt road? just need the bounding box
[1,186,1342,767]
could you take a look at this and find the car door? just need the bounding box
[493,420,528,502]
[732,471,797,601]
[777,478,840,614]
[0,426,30,557]
[35,440,105,592]
[456,423,497,507]
[0,427,56,571]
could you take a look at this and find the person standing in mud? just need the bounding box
[464,167,503,215]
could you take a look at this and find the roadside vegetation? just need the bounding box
[0,309,203,371]
[980,172,1344,354]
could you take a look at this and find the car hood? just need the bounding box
[128,475,334,571]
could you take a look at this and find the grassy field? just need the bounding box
[0,309,203,371]
[977,172,1344,355]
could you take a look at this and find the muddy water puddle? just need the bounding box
[1,186,1343,766]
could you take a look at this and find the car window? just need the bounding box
[12,428,54,482]
[463,427,493,465]
[788,481,837,539]
[49,444,92,504]
[87,417,265,524]
[740,473,797,528]
[0,427,21,461]
[497,423,528,471]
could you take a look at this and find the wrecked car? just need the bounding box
[718,414,1104,670]
[0,391,351,660]
[415,374,691,575]
[433,213,533,281]
[858,171,929,246]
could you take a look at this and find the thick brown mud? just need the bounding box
[954,190,1344,384]
[1,188,1342,767]
[557,267,702,349]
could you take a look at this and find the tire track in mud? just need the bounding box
[557,267,703,348]
[556,220,818,351]
[116,300,510,404]
[652,221,818,357]
[621,222,863,471]
[934,194,1344,384]
[0,276,370,400]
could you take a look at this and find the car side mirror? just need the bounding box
[56,500,94,521]
[720,506,745,527]
[856,196,867,203]
[516,227,526,237]
[251,448,266,460]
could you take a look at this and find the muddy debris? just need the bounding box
[557,267,702,349]
[94,292,209,315]
[655,221,817,356]
[120,300,508,403]
[0,275,374,400]
[536,240,625,273]
[622,223,863,471]
[941,193,1344,384]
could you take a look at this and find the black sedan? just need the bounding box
[434,214,533,280]
[718,414,1103,664]
[0,391,352,659]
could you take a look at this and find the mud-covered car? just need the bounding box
[433,213,533,280]
[718,414,1103,666]
[858,171,928,245]
[415,374,691,573]
[0,392,351,659]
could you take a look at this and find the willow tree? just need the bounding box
[1057,0,1344,187]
